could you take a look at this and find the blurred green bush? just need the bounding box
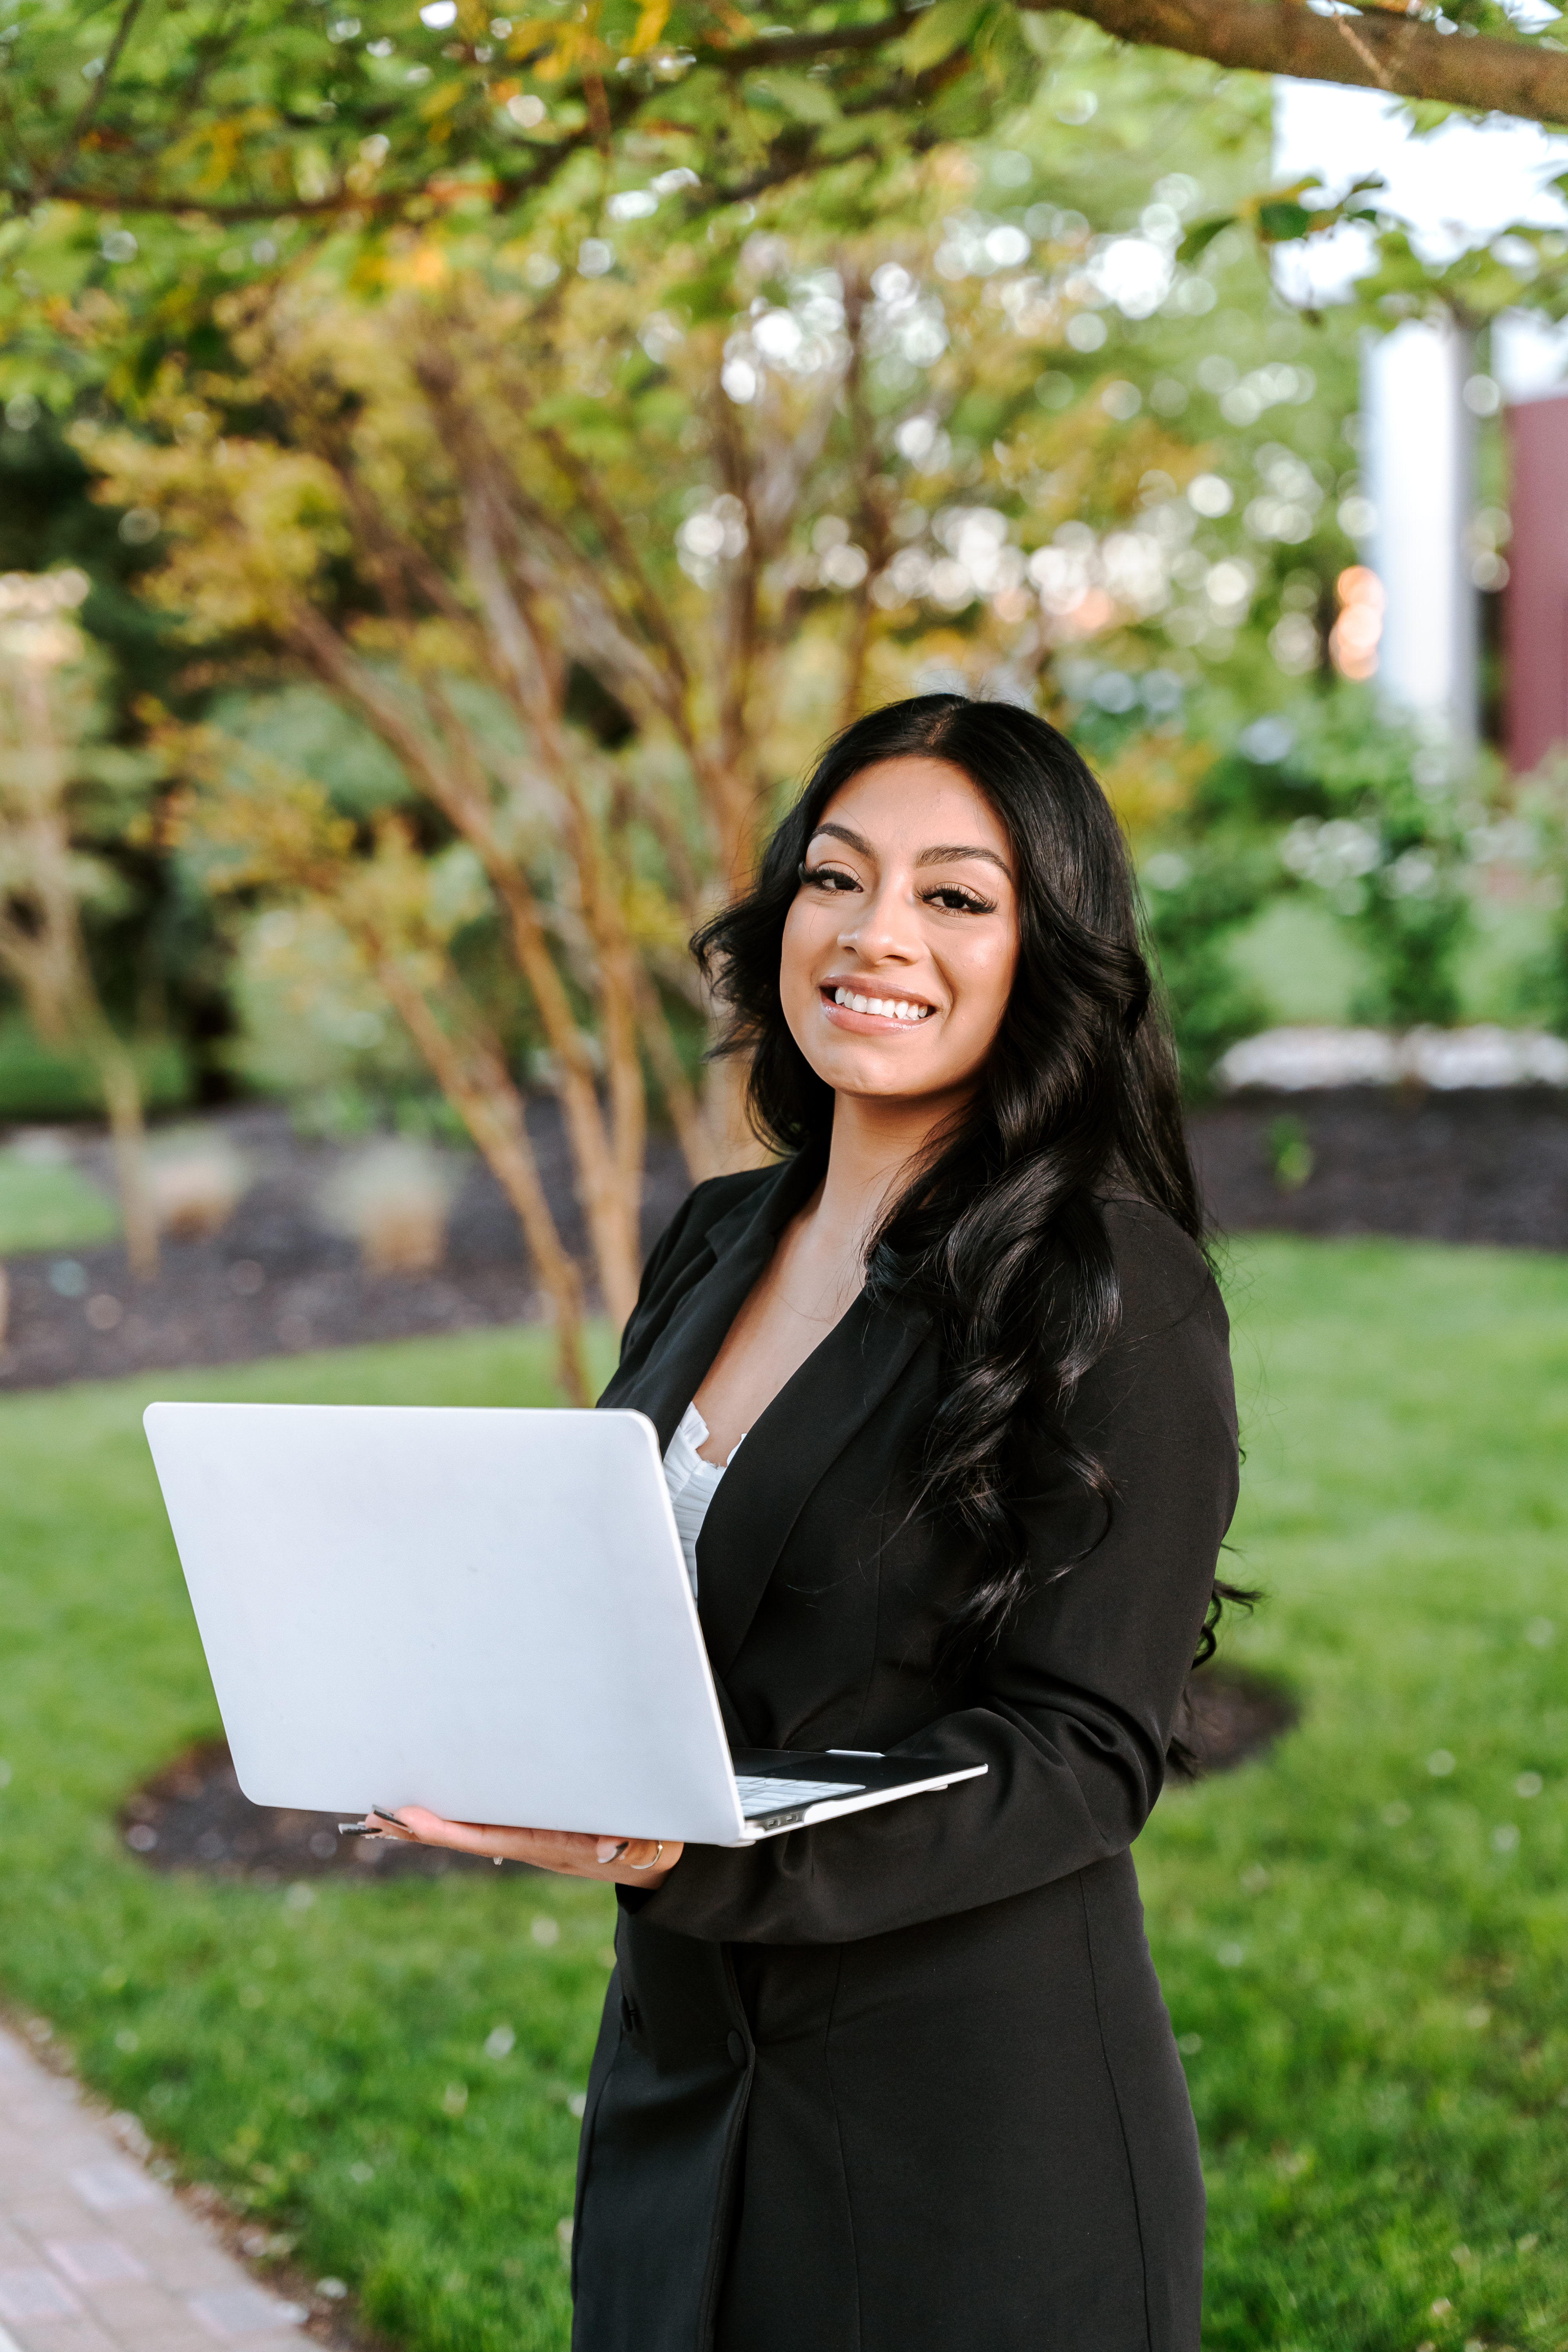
[0,1015,191,1123]
[0,1142,119,1253]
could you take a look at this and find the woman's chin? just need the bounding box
[816,1056,972,1110]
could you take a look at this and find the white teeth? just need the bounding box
[830,987,930,1021]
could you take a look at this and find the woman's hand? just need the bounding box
[364,1807,682,1889]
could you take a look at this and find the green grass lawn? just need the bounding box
[0,1143,120,1255]
[0,1245,1563,2350]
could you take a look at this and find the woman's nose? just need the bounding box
[838,876,919,963]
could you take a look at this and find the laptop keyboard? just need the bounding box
[735,1774,864,1819]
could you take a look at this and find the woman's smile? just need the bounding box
[820,980,936,1029]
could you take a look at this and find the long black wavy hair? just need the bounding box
[695,692,1244,1669]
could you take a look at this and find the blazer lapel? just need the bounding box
[603,1147,927,1690]
[694,1292,927,1681]
[603,1158,812,1455]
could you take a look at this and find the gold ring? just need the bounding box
[626,1841,664,1871]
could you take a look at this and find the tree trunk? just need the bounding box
[93,1039,159,1283]
[636,968,721,1187]
[286,601,645,1333]
[368,955,593,1406]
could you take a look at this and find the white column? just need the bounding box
[1365,315,1477,740]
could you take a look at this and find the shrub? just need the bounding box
[1261,691,1490,1031]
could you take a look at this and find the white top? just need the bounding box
[662,1401,745,1596]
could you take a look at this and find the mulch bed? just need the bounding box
[121,1739,505,1884]
[1192,1085,1568,1251]
[1176,1664,1299,1779]
[2,1087,1563,1397]
[121,1663,1298,1889]
[0,1101,688,1393]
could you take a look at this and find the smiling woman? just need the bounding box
[379,694,1241,2352]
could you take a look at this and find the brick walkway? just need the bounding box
[0,2024,307,2352]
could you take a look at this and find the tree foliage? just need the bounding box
[0,566,163,1269]
[4,0,1558,1342]
[7,0,1568,270]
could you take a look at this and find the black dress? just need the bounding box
[571,1153,1239,2352]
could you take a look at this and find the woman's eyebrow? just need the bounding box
[915,842,1013,879]
[809,822,1011,881]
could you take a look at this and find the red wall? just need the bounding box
[1504,393,1568,773]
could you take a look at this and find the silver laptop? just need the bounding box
[142,1402,985,1848]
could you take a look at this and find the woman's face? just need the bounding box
[780,755,1020,1111]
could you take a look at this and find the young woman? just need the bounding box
[375,694,1240,2352]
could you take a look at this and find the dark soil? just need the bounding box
[0,1100,689,1393]
[122,1664,1296,1887]
[1192,1086,1568,1251]
[121,1739,512,1884]
[3,1087,1563,1398]
[1176,1664,1300,1779]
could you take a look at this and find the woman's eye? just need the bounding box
[925,885,995,915]
[802,864,859,893]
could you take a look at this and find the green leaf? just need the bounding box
[754,69,840,125]
[973,4,1035,91]
[1256,200,1315,244]
[1178,214,1235,265]
[900,0,987,77]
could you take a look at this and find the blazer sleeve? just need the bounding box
[632,1200,1241,1946]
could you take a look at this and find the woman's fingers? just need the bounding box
[362,1808,417,1841]
[595,1837,669,1869]
[365,1809,681,1884]
[371,1808,594,1866]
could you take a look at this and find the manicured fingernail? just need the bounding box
[596,1839,622,1863]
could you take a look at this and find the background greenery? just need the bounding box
[0,1135,121,1250]
[6,0,1568,1146]
[0,1239,1564,2350]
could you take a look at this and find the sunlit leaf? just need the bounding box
[900,0,987,75]
[1178,214,1236,264]
[1255,200,1314,243]
[626,0,673,57]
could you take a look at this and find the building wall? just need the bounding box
[1504,392,1568,772]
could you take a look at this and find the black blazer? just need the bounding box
[572,1151,1240,2352]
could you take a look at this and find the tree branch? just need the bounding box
[31,0,921,216]
[27,0,1568,230]
[634,962,720,1187]
[39,0,149,200]
[532,423,693,708]
[362,934,592,1403]
[1031,0,1568,125]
